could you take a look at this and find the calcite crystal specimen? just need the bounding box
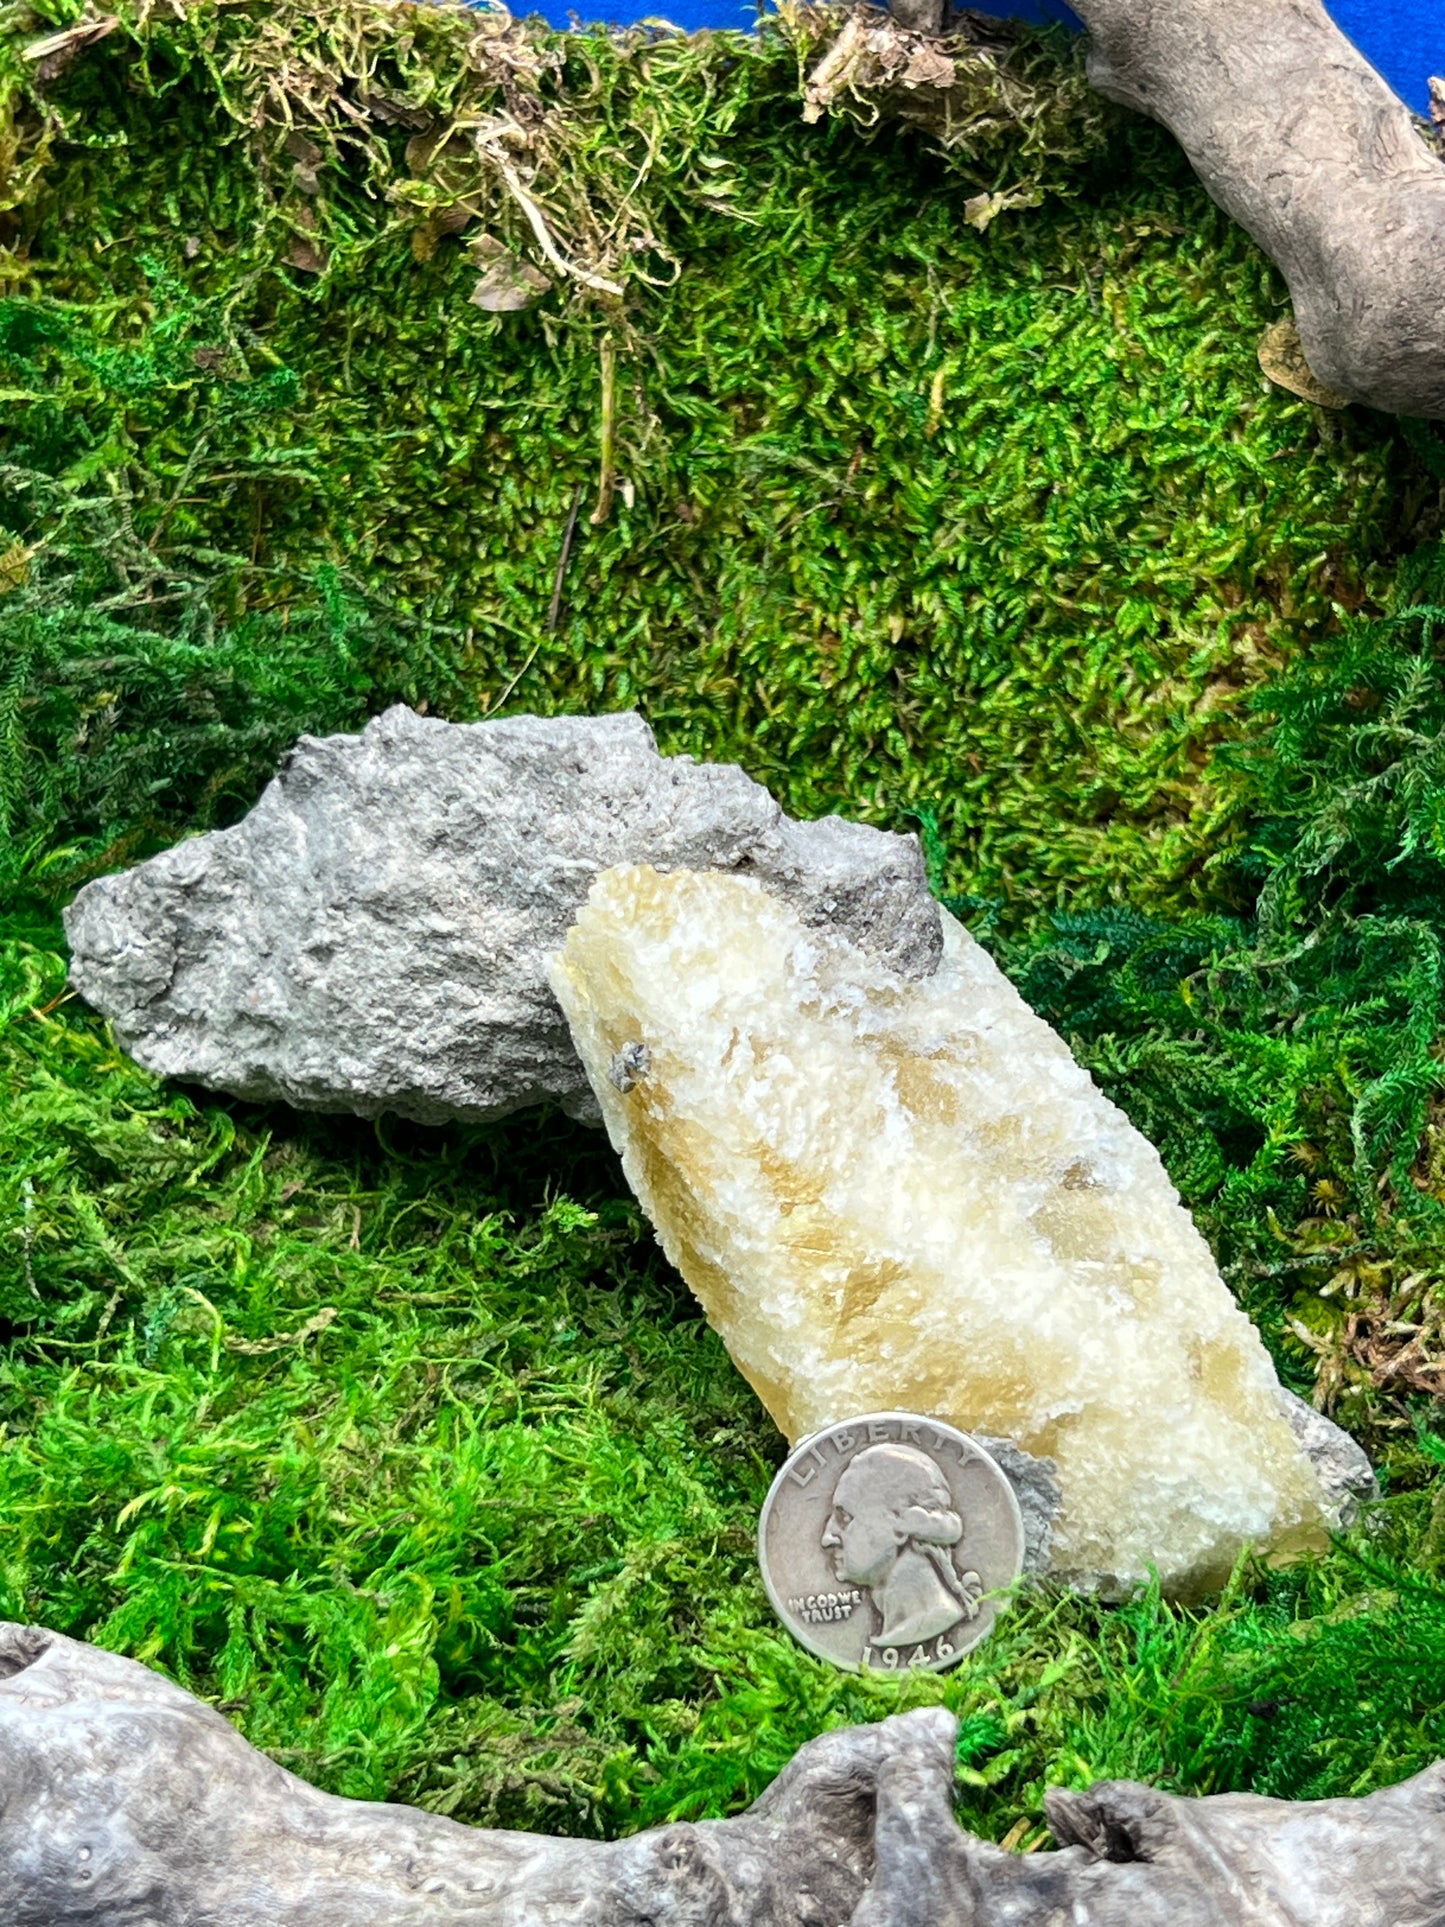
[550,866,1340,1597]
[63,708,940,1126]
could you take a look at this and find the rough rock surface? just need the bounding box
[550,865,1346,1598]
[6,1621,1444,1927]
[975,1435,1060,1577]
[1279,1388,1378,1524]
[63,707,940,1125]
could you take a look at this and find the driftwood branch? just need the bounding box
[855,1715,1445,1926]
[5,1621,1445,1924]
[1064,0,1445,420]
[873,0,1445,418]
[0,1622,886,1925]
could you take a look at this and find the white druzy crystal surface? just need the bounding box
[549,865,1331,1596]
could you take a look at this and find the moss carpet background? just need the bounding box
[1,0,1444,1845]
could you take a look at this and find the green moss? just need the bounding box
[0,0,1428,913]
[1,0,1444,1849]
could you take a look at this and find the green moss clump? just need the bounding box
[0,0,1428,913]
[0,0,1444,1848]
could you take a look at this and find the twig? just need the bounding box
[147,435,211,552]
[548,483,585,635]
[19,1178,39,1301]
[22,14,120,62]
[589,335,617,528]
[490,640,542,713]
[487,149,624,297]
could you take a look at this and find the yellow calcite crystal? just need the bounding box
[549,865,1332,1596]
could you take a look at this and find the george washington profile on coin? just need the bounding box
[821,1442,985,1651]
[759,1414,1024,1672]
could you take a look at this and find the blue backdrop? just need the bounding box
[532,0,1443,119]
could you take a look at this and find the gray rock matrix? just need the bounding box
[1279,1389,1378,1522]
[976,1435,1059,1577]
[63,707,942,1125]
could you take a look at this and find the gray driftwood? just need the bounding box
[855,1715,1445,1926]
[6,1621,1444,1926]
[879,0,1445,418]
[1066,0,1445,420]
[63,708,940,1127]
[0,1622,890,1926]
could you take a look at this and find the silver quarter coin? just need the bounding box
[758,1413,1025,1674]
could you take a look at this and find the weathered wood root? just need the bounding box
[0,1622,891,1925]
[855,1717,1445,1926]
[5,1620,1445,1925]
[1065,0,1445,420]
